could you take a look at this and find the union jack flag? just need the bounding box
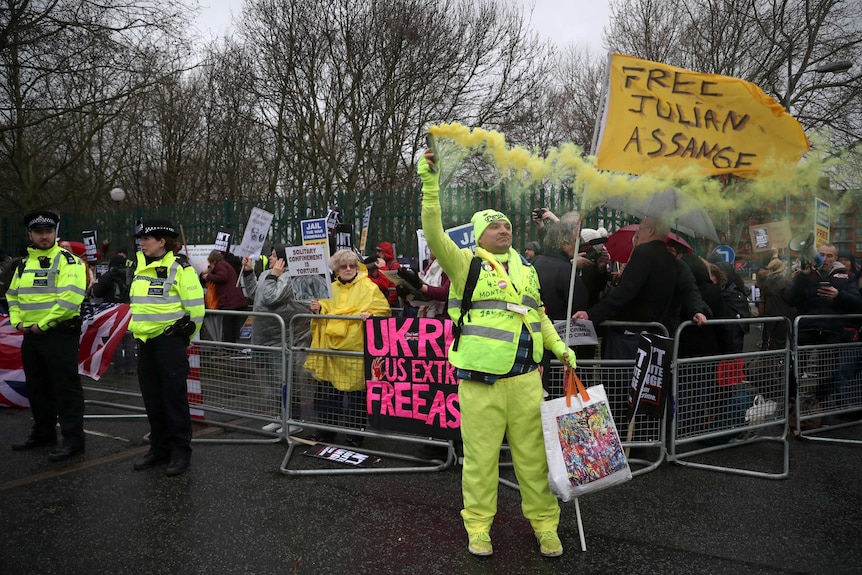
[0,303,132,408]
[0,316,27,407]
[78,302,133,380]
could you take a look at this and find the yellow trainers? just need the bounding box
[468,532,493,556]
[536,531,563,557]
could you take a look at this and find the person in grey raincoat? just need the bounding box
[241,244,311,412]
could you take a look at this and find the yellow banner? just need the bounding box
[596,54,810,178]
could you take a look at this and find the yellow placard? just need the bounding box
[596,54,810,178]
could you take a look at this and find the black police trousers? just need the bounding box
[21,329,85,448]
[137,333,192,458]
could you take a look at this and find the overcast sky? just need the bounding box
[193,0,611,54]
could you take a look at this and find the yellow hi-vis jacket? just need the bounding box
[422,207,563,375]
[128,251,205,342]
[7,244,86,330]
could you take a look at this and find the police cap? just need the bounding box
[23,210,60,230]
[134,218,178,239]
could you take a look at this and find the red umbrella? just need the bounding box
[604,224,692,264]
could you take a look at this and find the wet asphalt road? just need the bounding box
[2,401,862,575]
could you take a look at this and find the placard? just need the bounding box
[303,444,370,466]
[214,229,232,253]
[238,207,274,258]
[82,230,98,262]
[365,317,460,440]
[301,217,329,248]
[553,319,599,346]
[285,244,332,300]
[359,205,372,254]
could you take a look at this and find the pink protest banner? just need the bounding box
[364,316,461,440]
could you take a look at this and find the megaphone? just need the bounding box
[789,232,814,253]
[789,232,823,269]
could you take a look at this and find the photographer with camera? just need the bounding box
[128,219,204,476]
[784,243,862,399]
[530,207,559,247]
[577,228,611,308]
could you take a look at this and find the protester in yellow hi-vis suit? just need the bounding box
[418,147,577,558]
[8,211,87,462]
[128,218,204,477]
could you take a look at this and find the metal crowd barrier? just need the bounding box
[495,319,667,509]
[279,313,454,476]
[792,314,862,445]
[584,321,670,477]
[84,309,286,445]
[80,308,836,481]
[668,317,790,479]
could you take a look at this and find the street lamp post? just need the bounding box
[109,187,126,203]
[783,60,853,227]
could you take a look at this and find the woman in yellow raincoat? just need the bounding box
[304,249,391,446]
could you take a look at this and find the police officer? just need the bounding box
[418,147,577,558]
[128,219,204,476]
[9,210,87,461]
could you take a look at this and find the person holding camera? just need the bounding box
[785,244,862,339]
[572,218,709,359]
[128,219,204,476]
[530,207,559,247]
[578,227,611,307]
[784,243,862,398]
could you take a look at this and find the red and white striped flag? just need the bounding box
[187,344,204,420]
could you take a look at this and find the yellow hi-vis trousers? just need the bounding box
[459,370,560,535]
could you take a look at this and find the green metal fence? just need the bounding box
[3,185,633,259]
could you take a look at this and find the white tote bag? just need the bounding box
[744,395,778,425]
[541,370,632,502]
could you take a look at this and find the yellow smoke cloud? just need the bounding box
[428,122,842,239]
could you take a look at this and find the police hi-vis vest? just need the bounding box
[128,251,205,342]
[447,250,545,374]
[7,244,86,330]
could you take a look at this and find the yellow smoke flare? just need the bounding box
[428,122,842,237]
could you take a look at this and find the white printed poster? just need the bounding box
[238,208,274,259]
[554,319,599,347]
[285,244,332,301]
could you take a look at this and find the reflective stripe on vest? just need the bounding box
[459,324,514,342]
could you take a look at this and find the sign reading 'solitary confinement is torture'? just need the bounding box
[364,317,461,440]
[285,244,332,301]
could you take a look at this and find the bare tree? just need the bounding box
[0,0,195,213]
[236,0,552,198]
[604,0,862,146]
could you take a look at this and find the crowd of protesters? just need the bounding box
[6,186,862,556]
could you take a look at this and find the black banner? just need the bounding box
[627,333,674,420]
[364,317,461,440]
